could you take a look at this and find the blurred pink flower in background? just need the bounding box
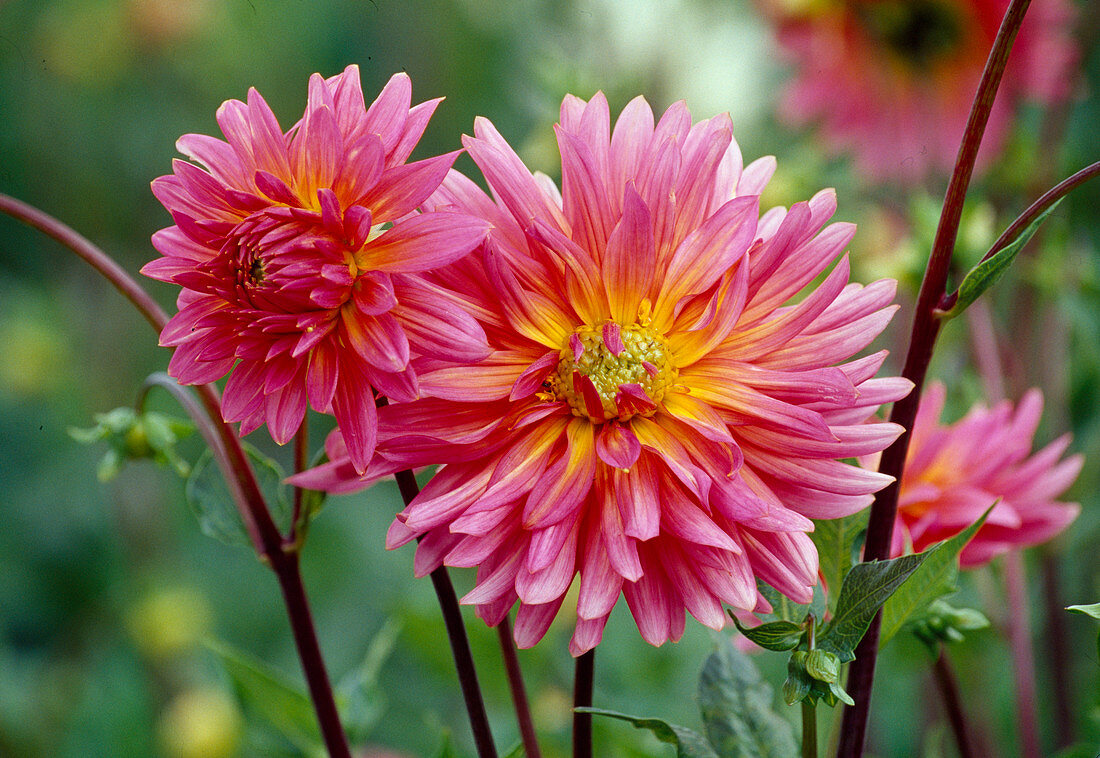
[761,0,1077,184]
[297,92,912,654]
[894,382,1082,566]
[144,67,490,471]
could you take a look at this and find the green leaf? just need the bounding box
[811,512,868,613]
[817,553,929,663]
[205,638,322,753]
[879,505,993,646]
[185,443,292,548]
[937,199,1063,320]
[731,618,804,652]
[782,652,813,707]
[697,643,799,758]
[1066,603,1100,620]
[756,581,808,625]
[336,619,401,744]
[501,742,525,758]
[1066,603,1100,665]
[579,708,718,758]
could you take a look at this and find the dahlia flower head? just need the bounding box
[143,66,490,471]
[894,382,1082,567]
[298,92,913,655]
[761,0,1077,184]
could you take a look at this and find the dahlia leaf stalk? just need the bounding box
[935,199,1063,320]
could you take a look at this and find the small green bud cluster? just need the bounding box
[910,599,990,648]
[783,649,853,707]
[69,406,193,481]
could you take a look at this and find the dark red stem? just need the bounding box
[497,618,542,758]
[931,648,981,758]
[573,649,595,758]
[2,195,352,758]
[393,470,498,758]
[836,1,1033,755]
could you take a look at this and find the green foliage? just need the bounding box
[730,618,803,652]
[585,643,799,758]
[782,650,852,708]
[1066,602,1100,663]
[579,708,719,758]
[810,512,868,614]
[937,200,1064,320]
[879,505,993,646]
[909,600,990,647]
[205,638,324,755]
[697,643,799,758]
[185,443,292,548]
[69,406,193,481]
[816,553,928,663]
[336,618,402,745]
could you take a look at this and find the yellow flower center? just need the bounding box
[547,323,677,422]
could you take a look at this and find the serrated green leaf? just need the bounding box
[205,638,322,753]
[185,443,292,548]
[697,643,799,758]
[817,553,929,663]
[879,505,993,646]
[579,708,719,758]
[732,618,804,652]
[811,512,868,613]
[938,199,1063,320]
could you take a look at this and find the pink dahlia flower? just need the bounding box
[297,93,912,654]
[894,382,1082,567]
[143,66,491,471]
[762,0,1077,183]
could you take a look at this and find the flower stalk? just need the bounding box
[931,648,981,758]
[392,469,498,758]
[1,196,353,758]
[573,649,595,758]
[836,0,1034,754]
[496,618,542,758]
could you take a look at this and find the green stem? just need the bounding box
[836,1,1034,755]
[803,700,819,758]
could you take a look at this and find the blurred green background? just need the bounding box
[1,0,1099,756]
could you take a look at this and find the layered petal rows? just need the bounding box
[894,383,1082,567]
[144,66,490,470]
[298,93,913,654]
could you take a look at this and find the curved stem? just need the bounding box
[274,553,354,758]
[836,1,1033,755]
[497,618,542,758]
[931,648,980,758]
[965,161,1100,272]
[393,470,498,758]
[573,649,595,758]
[0,193,169,332]
[3,197,352,756]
